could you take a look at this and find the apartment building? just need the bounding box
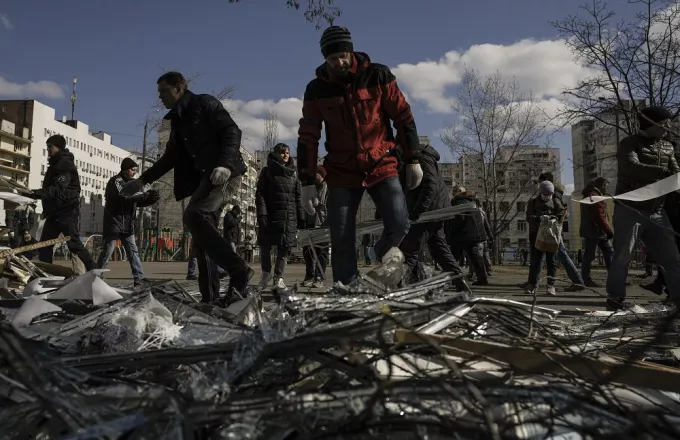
[0,99,135,235]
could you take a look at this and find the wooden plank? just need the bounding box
[395,329,680,393]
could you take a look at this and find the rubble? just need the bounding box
[0,256,680,439]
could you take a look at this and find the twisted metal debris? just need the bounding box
[1,264,680,439]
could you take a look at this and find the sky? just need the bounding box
[0,0,643,192]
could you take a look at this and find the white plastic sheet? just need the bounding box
[46,271,122,305]
[577,173,680,204]
[12,297,63,327]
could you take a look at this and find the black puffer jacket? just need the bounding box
[446,191,488,243]
[103,173,157,236]
[616,133,679,212]
[34,149,81,218]
[140,90,247,201]
[400,145,448,219]
[255,154,304,247]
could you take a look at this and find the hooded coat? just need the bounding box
[255,153,304,248]
[579,184,611,239]
[446,190,488,243]
[399,145,448,219]
[223,210,241,244]
[103,172,157,236]
[34,149,81,218]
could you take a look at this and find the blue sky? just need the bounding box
[0,0,641,188]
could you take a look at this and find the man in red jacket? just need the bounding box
[297,26,424,284]
[579,177,614,286]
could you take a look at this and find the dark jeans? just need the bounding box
[97,233,145,281]
[400,222,461,283]
[187,243,198,277]
[38,212,95,271]
[581,238,613,281]
[452,241,487,281]
[183,179,248,303]
[363,245,373,265]
[528,246,557,287]
[304,243,329,280]
[328,177,409,284]
[260,244,289,278]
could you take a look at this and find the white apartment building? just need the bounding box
[0,99,135,234]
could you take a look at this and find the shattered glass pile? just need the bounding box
[1,260,680,439]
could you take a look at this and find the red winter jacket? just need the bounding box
[297,52,422,188]
[579,185,612,238]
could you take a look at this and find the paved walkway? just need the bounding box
[69,260,664,313]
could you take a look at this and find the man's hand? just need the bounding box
[606,230,614,240]
[405,161,423,190]
[408,211,420,222]
[8,231,14,239]
[120,179,145,197]
[211,167,231,185]
[24,233,31,241]
[28,189,42,200]
[301,185,319,216]
[147,190,160,204]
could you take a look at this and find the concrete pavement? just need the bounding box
[78,260,665,313]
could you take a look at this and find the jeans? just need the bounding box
[183,179,249,303]
[581,238,613,281]
[97,234,145,281]
[452,241,487,281]
[363,246,373,265]
[187,243,198,277]
[606,206,680,300]
[304,243,329,280]
[38,212,95,271]
[260,244,289,278]
[401,222,461,283]
[537,245,584,285]
[328,177,409,284]
[528,246,557,287]
[483,241,492,273]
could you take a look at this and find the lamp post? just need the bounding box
[70,77,77,121]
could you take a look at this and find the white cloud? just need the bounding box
[0,13,12,30]
[221,38,593,153]
[223,97,303,153]
[392,39,595,113]
[0,76,65,99]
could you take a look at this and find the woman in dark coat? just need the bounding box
[255,143,304,289]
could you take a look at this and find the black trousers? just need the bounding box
[400,222,461,283]
[451,241,488,282]
[38,212,95,271]
[183,179,248,303]
[303,243,329,280]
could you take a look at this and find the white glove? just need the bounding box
[301,185,320,216]
[8,232,14,238]
[211,167,231,185]
[120,179,145,197]
[405,162,423,190]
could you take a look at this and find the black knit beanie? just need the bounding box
[121,157,138,171]
[46,134,66,149]
[320,26,353,58]
[639,106,673,130]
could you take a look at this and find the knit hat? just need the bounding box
[639,106,673,130]
[539,180,555,195]
[316,165,327,179]
[320,26,353,58]
[121,157,138,171]
[46,134,66,150]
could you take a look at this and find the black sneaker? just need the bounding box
[227,267,254,301]
[640,281,666,296]
[584,279,601,288]
[186,274,197,281]
[472,279,489,286]
[565,283,586,292]
[134,278,152,287]
[605,297,635,311]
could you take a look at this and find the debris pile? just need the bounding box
[1,260,680,438]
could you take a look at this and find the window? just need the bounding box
[516,201,526,213]
[518,238,528,249]
[42,150,46,157]
[41,165,45,175]
[516,220,527,232]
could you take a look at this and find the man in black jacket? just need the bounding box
[97,158,159,286]
[399,144,464,286]
[30,135,95,270]
[223,205,241,253]
[120,71,252,305]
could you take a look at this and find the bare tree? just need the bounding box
[552,0,680,135]
[441,69,555,254]
[227,0,342,29]
[263,110,280,152]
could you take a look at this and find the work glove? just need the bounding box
[146,190,160,204]
[24,232,31,241]
[404,161,423,190]
[120,179,145,197]
[408,211,420,222]
[606,230,614,241]
[301,185,320,216]
[210,167,231,185]
[8,231,14,239]
[298,220,307,230]
[28,189,42,199]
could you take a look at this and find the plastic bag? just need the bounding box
[535,215,560,253]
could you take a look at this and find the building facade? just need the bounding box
[0,99,134,235]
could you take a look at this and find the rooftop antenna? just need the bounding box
[70,76,77,121]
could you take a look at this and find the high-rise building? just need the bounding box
[0,99,135,235]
